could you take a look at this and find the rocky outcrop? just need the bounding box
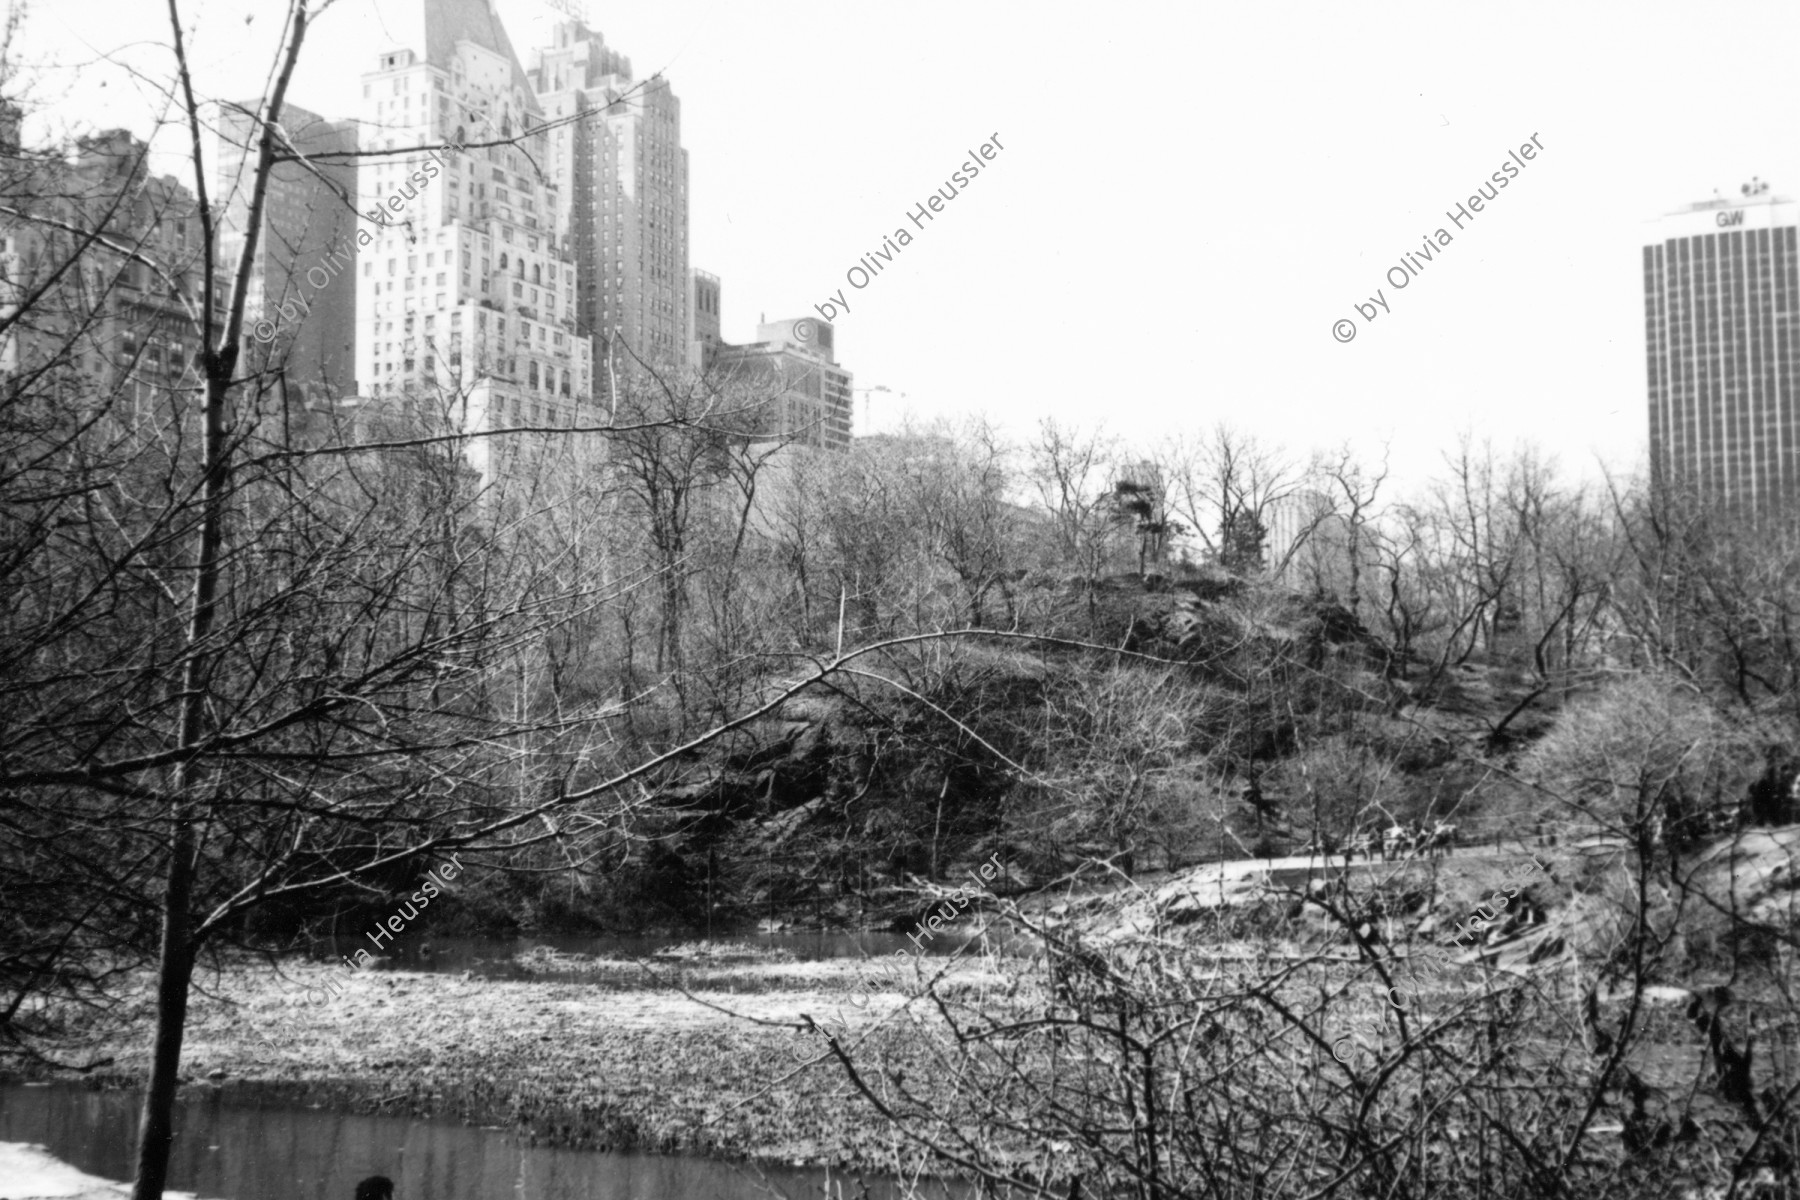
[654,714,840,814]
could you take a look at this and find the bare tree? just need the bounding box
[900,417,1021,628]
[1160,424,1303,573]
[1309,443,1389,617]
[1609,472,1800,721]
[1026,664,1215,876]
[1365,504,1442,680]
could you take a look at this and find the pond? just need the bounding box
[0,1083,970,1200]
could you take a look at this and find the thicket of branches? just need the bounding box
[790,652,1800,1199]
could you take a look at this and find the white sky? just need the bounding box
[9,0,1799,492]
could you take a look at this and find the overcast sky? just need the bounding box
[10,0,1799,493]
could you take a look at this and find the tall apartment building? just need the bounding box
[1643,182,1800,513]
[530,21,690,390]
[218,100,359,400]
[711,318,854,451]
[354,0,594,484]
[0,125,204,410]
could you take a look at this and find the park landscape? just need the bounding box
[0,0,1799,1198]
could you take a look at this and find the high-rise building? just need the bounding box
[218,100,359,400]
[353,0,595,483]
[530,21,690,389]
[711,318,854,450]
[1643,181,1800,513]
[0,127,204,409]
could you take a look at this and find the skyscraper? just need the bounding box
[354,0,595,482]
[530,20,690,390]
[218,100,359,400]
[1643,182,1800,513]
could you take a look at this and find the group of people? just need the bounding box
[1311,820,1457,863]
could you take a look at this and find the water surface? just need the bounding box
[0,1083,967,1200]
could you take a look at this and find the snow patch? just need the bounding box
[0,1142,206,1200]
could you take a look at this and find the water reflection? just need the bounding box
[0,1084,967,1200]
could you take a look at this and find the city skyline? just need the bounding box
[210,0,843,463]
[19,1,1800,491]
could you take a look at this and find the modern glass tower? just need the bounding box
[1643,182,1800,514]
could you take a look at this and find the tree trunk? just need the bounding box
[131,341,232,1200]
[130,840,197,1200]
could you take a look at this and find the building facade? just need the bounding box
[0,125,204,413]
[353,0,595,483]
[218,100,359,400]
[1643,185,1800,513]
[690,267,720,369]
[711,318,853,451]
[530,20,690,393]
